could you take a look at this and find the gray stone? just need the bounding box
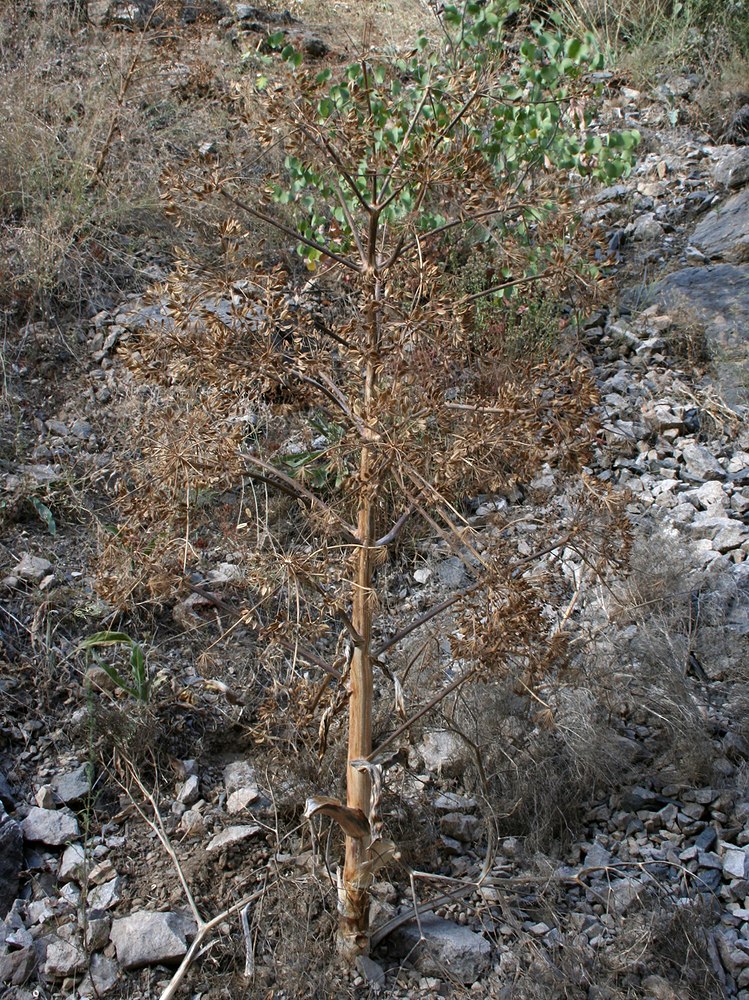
[52,765,90,804]
[695,827,719,852]
[681,443,725,481]
[433,793,477,813]
[645,264,749,372]
[606,877,646,914]
[206,562,243,584]
[356,954,386,989]
[206,825,262,852]
[0,947,36,987]
[724,847,749,880]
[41,928,87,978]
[110,910,195,969]
[440,812,481,843]
[88,876,123,911]
[390,916,491,983]
[21,807,80,846]
[83,912,112,952]
[78,953,119,997]
[0,771,16,810]
[632,212,664,241]
[434,556,468,589]
[0,813,23,917]
[584,842,614,870]
[14,554,52,583]
[713,148,749,190]
[177,775,200,806]
[59,842,86,883]
[692,187,749,262]
[223,760,257,796]
[35,785,54,809]
[417,731,467,777]
[226,787,261,814]
[685,481,728,510]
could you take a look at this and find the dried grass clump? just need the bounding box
[0,4,251,320]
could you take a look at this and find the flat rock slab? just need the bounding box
[642,264,749,403]
[14,553,53,583]
[647,265,749,349]
[206,824,261,852]
[692,187,749,261]
[52,765,91,804]
[21,807,80,846]
[389,916,492,983]
[41,931,87,978]
[110,910,195,969]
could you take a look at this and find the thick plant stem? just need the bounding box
[339,214,381,959]
[338,444,374,958]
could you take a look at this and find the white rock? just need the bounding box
[390,917,491,983]
[223,761,257,796]
[177,775,200,806]
[35,785,55,808]
[226,787,261,814]
[713,147,749,189]
[41,929,87,978]
[685,480,728,511]
[88,876,123,911]
[22,807,80,846]
[207,825,262,852]
[78,953,119,997]
[413,567,432,584]
[15,553,53,582]
[110,910,195,969]
[59,843,86,883]
[418,731,467,777]
[680,443,725,481]
[206,562,243,584]
[440,813,481,843]
[53,765,90,804]
[724,847,749,880]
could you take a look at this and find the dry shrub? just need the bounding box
[583,525,749,785]
[449,678,631,853]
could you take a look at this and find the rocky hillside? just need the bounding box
[1,3,749,999]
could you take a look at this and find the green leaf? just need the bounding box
[31,497,56,536]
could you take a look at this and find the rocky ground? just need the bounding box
[2,3,749,999]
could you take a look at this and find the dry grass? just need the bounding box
[556,0,749,101]
[0,3,253,321]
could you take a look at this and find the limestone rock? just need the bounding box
[110,910,195,969]
[417,731,467,778]
[723,846,749,879]
[78,953,119,997]
[390,916,492,983]
[59,843,86,883]
[21,807,80,846]
[226,787,260,814]
[440,812,481,843]
[41,928,87,978]
[680,443,725,482]
[692,187,749,262]
[0,947,36,987]
[14,554,52,583]
[713,147,749,190]
[177,775,200,806]
[52,765,90,804]
[206,824,261,852]
[223,760,257,796]
[87,876,123,911]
